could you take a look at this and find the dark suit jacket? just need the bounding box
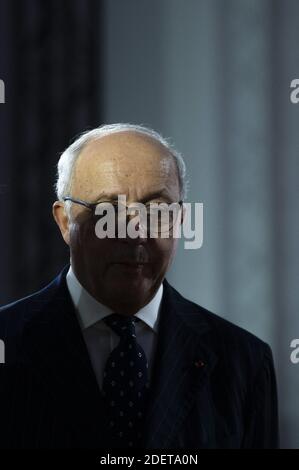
[0,265,279,449]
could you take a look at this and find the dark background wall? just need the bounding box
[0,0,298,448]
[0,0,102,302]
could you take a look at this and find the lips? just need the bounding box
[115,261,148,268]
[113,262,146,273]
[116,261,148,265]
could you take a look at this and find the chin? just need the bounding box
[109,275,151,299]
[113,276,149,291]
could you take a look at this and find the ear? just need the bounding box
[52,201,70,245]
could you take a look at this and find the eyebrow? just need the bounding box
[93,190,172,204]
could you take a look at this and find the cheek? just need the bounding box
[69,220,99,256]
[69,222,82,249]
[150,238,177,267]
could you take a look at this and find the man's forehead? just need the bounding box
[72,132,179,198]
[79,131,170,160]
[75,133,176,176]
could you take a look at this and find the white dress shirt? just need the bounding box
[66,266,163,391]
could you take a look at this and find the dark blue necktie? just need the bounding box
[102,313,150,448]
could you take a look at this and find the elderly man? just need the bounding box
[0,123,279,449]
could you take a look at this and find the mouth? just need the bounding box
[114,258,149,265]
[116,262,146,267]
[113,262,148,272]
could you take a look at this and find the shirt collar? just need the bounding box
[66,265,163,333]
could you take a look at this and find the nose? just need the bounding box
[121,213,148,245]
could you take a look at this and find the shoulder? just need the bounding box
[0,267,68,344]
[163,279,274,372]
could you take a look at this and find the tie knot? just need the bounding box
[103,313,140,338]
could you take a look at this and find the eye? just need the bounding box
[147,199,168,205]
[94,201,116,211]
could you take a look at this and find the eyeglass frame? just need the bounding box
[62,196,184,234]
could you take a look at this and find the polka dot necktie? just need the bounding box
[102,313,150,448]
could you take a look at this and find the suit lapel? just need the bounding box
[22,266,109,447]
[143,279,218,448]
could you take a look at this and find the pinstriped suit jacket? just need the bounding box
[0,265,279,448]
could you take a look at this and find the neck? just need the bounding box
[70,264,161,316]
[90,288,158,316]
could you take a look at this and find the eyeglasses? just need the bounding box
[62,196,183,235]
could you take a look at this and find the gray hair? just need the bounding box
[55,123,188,211]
